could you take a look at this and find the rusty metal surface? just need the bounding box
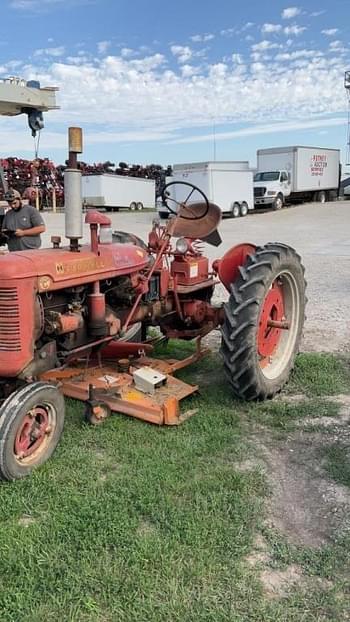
[172,202,221,239]
[40,350,206,425]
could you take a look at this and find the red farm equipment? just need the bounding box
[0,129,306,480]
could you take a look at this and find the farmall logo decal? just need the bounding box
[310,154,327,177]
[55,258,105,275]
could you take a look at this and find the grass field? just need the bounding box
[0,344,349,622]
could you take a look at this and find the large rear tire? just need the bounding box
[220,243,306,401]
[0,382,65,480]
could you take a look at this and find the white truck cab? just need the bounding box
[253,170,291,210]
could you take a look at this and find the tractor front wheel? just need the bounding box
[0,382,65,480]
[221,243,306,400]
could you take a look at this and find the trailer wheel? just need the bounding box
[130,202,137,211]
[231,202,240,218]
[317,191,326,204]
[272,194,284,210]
[221,243,306,401]
[136,202,143,211]
[0,382,65,481]
[240,201,249,217]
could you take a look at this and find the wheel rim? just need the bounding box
[86,403,111,425]
[275,197,282,209]
[241,203,248,216]
[257,271,300,380]
[232,204,240,217]
[14,403,57,465]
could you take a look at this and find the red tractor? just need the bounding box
[0,129,306,480]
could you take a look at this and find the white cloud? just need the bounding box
[1,34,349,158]
[170,45,193,64]
[262,23,282,33]
[329,40,343,49]
[241,22,254,31]
[232,54,243,64]
[220,28,235,37]
[252,40,280,51]
[321,29,339,36]
[282,7,301,19]
[97,41,111,54]
[275,49,322,61]
[170,117,347,145]
[34,46,65,57]
[310,10,326,17]
[190,33,214,43]
[283,25,306,36]
[120,48,135,58]
[10,0,92,8]
[181,65,199,77]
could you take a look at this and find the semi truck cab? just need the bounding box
[254,170,291,209]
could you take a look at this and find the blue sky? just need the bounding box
[1,0,350,169]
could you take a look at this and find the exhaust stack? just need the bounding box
[64,127,83,252]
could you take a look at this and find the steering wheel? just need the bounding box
[161,181,210,220]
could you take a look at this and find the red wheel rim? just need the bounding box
[258,281,284,360]
[14,406,50,459]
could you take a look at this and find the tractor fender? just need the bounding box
[215,243,256,293]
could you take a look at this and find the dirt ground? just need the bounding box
[41,199,350,353]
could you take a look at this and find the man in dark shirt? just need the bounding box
[2,189,45,251]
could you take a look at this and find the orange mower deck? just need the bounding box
[40,346,209,426]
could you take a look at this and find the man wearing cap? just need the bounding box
[1,189,45,251]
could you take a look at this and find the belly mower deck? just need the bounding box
[40,344,208,425]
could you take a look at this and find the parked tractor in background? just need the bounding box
[0,128,306,481]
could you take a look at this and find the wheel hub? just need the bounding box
[14,406,50,459]
[258,281,285,359]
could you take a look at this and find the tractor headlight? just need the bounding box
[175,237,189,254]
[267,191,277,196]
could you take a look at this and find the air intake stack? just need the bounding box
[64,127,83,252]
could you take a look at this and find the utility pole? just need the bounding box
[344,71,350,165]
[213,117,217,162]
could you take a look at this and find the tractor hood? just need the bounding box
[0,243,150,291]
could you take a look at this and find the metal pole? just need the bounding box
[213,118,217,162]
[52,188,57,213]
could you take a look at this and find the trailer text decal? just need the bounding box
[310,154,328,177]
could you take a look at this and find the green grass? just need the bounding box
[321,444,350,488]
[0,348,349,621]
[248,398,341,432]
[288,353,350,396]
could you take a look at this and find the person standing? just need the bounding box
[2,189,45,251]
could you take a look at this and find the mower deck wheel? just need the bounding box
[84,401,111,426]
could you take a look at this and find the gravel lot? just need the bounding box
[41,200,350,353]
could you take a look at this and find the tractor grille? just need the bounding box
[254,187,266,197]
[0,287,21,351]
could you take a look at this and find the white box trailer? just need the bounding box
[254,146,340,210]
[160,161,254,218]
[82,174,156,211]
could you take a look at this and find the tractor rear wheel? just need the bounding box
[0,382,65,480]
[221,243,306,400]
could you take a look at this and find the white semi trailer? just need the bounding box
[159,161,254,219]
[254,146,340,210]
[82,174,156,211]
